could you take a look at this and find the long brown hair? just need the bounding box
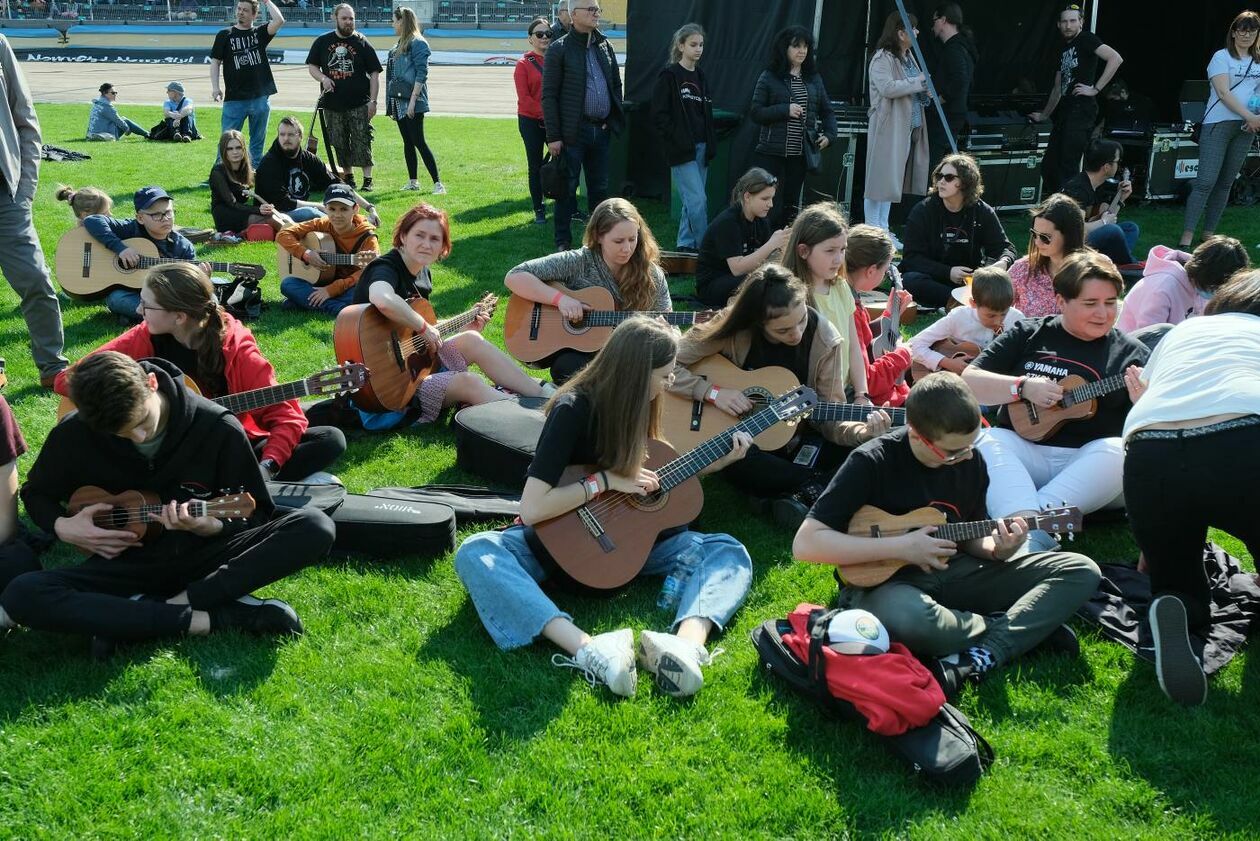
[56,184,113,219]
[217,129,254,188]
[1027,193,1085,276]
[692,262,808,344]
[1226,11,1260,60]
[393,6,423,54]
[548,316,679,475]
[843,224,895,276]
[582,198,662,311]
[144,263,229,397]
[782,202,848,292]
[875,10,916,54]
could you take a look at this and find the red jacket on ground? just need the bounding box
[54,314,307,467]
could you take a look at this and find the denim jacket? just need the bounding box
[387,37,431,115]
[87,96,127,136]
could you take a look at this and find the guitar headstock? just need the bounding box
[474,292,500,319]
[308,363,371,396]
[205,492,256,519]
[770,386,818,424]
[235,264,267,281]
[886,262,903,291]
[1032,506,1083,541]
[355,250,380,267]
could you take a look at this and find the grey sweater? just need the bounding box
[510,246,671,310]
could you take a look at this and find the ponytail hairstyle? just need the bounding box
[694,262,808,344]
[582,198,662,311]
[143,263,229,397]
[729,166,778,208]
[668,22,705,65]
[843,224,896,277]
[781,202,848,292]
[56,184,113,220]
[548,316,679,476]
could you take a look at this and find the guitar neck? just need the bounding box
[933,513,1053,543]
[579,310,698,327]
[137,256,249,275]
[811,402,907,426]
[437,306,481,337]
[1062,373,1127,408]
[317,252,360,266]
[656,403,790,491]
[214,379,310,414]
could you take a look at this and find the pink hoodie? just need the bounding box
[1117,245,1204,333]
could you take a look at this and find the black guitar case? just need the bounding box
[450,397,546,489]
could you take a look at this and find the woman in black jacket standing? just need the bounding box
[899,152,1016,309]
[651,23,717,252]
[749,26,837,228]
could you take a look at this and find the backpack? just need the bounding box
[214,275,264,320]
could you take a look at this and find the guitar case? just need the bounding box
[451,397,546,489]
[366,484,520,524]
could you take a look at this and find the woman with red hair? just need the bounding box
[352,203,554,430]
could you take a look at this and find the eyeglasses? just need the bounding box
[1029,228,1054,245]
[1234,26,1259,35]
[575,5,600,13]
[935,172,959,183]
[530,29,551,38]
[140,303,167,316]
[913,428,975,463]
[142,210,175,221]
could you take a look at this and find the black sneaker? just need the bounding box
[361,177,374,192]
[1029,623,1080,659]
[211,595,304,637]
[1149,595,1207,706]
[533,208,547,225]
[770,497,809,531]
[926,655,982,701]
[342,175,357,190]
[571,209,588,224]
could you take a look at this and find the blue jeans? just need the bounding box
[92,118,148,140]
[0,189,66,378]
[555,121,611,248]
[280,276,355,315]
[287,206,325,223]
[167,113,200,138]
[672,142,708,250]
[1087,221,1139,266]
[104,289,141,321]
[455,525,752,650]
[220,94,271,166]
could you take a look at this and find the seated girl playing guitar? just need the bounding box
[670,263,891,529]
[351,203,554,430]
[455,317,754,699]
[53,263,346,483]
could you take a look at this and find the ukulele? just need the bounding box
[503,285,717,364]
[1088,168,1129,223]
[867,264,915,357]
[67,486,256,553]
[838,504,1083,588]
[909,339,982,382]
[532,386,818,589]
[660,355,906,453]
[54,227,266,299]
[1007,373,1130,443]
[56,363,370,421]
[334,292,498,413]
[276,231,378,285]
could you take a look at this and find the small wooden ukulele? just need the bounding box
[1007,373,1130,443]
[909,338,982,382]
[67,486,256,552]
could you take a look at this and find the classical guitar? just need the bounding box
[276,231,378,285]
[66,485,256,553]
[838,504,1083,588]
[1007,373,1130,443]
[334,292,498,413]
[503,285,717,364]
[54,227,266,299]
[660,355,906,453]
[860,264,919,328]
[909,338,983,382]
[56,363,369,421]
[532,386,817,589]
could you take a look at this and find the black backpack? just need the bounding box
[751,614,994,787]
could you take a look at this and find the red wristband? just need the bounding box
[582,474,601,500]
[551,291,564,307]
[706,385,721,404]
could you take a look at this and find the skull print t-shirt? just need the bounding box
[305,31,384,112]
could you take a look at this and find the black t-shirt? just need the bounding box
[305,31,384,111]
[211,25,277,101]
[808,428,988,549]
[970,316,1149,447]
[527,391,602,486]
[0,396,27,464]
[149,334,206,395]
[1057,32,1102,108]
[696,205,771,290]
[1060,172,1097,212]
[353,250,433,304]
[742,308,816,385]
[676,66,707,144]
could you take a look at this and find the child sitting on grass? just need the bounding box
[909,266,1025,376]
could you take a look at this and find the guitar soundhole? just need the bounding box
[629,490,669,512]
[744,388,774,406]
[561,319,592,337]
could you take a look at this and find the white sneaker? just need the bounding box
[637,630,710,698]
[300,471,343,486]
[432,181,448,195]
[401,180,420,191]
[889,233,905,252]
[552,628,637,697]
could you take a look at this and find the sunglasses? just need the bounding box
[1029,228,1054,245]
[935,172,959,183]
[530,29,551,38]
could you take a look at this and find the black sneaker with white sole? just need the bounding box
[1149,595,1207,706]
[212,595,304,637]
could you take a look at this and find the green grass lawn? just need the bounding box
[1,102,1258,838]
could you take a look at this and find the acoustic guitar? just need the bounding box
[861,265,918,328]
[67,485,256,553]
[660,355,907,453]
[276,231,377,285]
[1007,373,1129,443]
[54,227,266,299]
[532,386,817,589]
[334,292,498,413]
[909,339,982,382]
[503,285,716,364]
[659,250,698,277]
[56,363,369,421]
[838,504,1083,588]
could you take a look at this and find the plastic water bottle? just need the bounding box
[657,536,702,612]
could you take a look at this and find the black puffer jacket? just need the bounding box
[750,70,837,157]
[542,27,624,145]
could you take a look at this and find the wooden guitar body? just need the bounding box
[55,229,157,298]
[660,250,698,277]
[503,285,619,363]
[660,356,802,453]
[68,486,160,545]
[532,440,703,589]
[277,231,337,284]
[909,339,982,382]
[334,298,438,413]
[839,505,949,588]
[1007,375,1096,442]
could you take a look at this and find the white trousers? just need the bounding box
[977,427,1125,518]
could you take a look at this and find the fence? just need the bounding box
[3,0,554,23]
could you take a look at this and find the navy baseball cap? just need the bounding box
[324,184,357,206]
[134,186,171,212]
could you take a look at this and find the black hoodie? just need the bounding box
[22,360,274,557]
[254,138,337,212]
[937,32,978,119]
[898,194,1017,283]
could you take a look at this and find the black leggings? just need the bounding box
[518,115,547,213]
[253,426,347,481]
[396,113,440,183]
[752,151,808,228]
[0,537,40,595]
[720,436,849,498]
[901,270,956,311]
[547,350,595,385]
[0,508,335,641]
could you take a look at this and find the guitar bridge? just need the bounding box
[690,399,704,432]
[1026,403,1040,424]
[389,330,405,372]
[529,303,542,341]
[577,506,615,553]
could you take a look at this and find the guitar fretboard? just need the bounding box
[657,397,807,491]
[1061,373,1127,408]
[99,500,209,522]
[571,310,700,327]
[214,379,311,415]
[930,514,1056,543]
[437,306,482,338]
[135,256,252,275]
[811,403,907,426]
[314,252,360,266]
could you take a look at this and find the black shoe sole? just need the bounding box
[1150,596,1206,706]
[770,497,809,532]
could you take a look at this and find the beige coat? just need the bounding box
[669,311,866,447]
[865,49,930,203]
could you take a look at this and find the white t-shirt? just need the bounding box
[1123,312,1260,439]
[1204,49,1260,125]
[908,304,1025,371]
